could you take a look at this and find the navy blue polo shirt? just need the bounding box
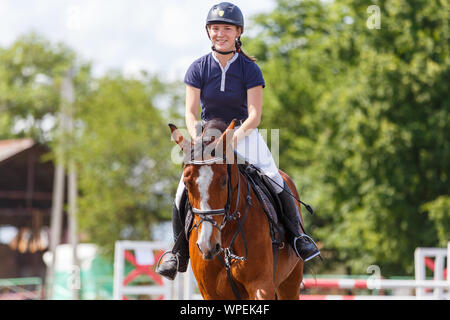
[184,52,265,124]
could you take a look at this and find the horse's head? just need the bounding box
[169,119,236,260]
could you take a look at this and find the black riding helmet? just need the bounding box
[206,2,244,33]
[206,2,244,55]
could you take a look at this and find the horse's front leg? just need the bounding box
[246,280,276,300]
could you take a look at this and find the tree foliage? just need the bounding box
[1,0,448,275]
[73,72,180,256]
[0,34,182,258]
[247,0,449,275]
[0,33,89,141]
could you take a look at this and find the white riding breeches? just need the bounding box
[235,128,284,193]
[175,128,284,209]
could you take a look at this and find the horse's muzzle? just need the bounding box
[197,242,221,260]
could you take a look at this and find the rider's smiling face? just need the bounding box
[208,23,241,52]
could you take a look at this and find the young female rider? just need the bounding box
[157,2,320,281]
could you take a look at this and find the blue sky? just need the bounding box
[0,0,275,81]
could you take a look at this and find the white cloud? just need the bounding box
[157,2,200,47]
[0,0,275,81]
[123,58,158,79]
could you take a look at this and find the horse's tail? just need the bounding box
[278,170,304,227]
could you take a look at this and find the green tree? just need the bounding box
[247,0,449,275]
[422,196,450,247]
[0,33,183,258]
[0,33,87,142]
[73,72,180,256]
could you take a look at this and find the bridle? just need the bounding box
[185,155,252,299]
[185,156,246,233]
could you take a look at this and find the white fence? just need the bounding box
[113,241,449,300]
[414,244,449,299]
[113,240,199,300]
[301,242,449,300]
[113,241,171,300]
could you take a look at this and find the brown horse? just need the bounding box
[169,119,303,300]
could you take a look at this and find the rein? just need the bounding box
[186,157,251,299]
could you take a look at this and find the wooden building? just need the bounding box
[0,139,67,280]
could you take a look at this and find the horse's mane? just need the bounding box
[201,118,228,135]
[185,118,230,165]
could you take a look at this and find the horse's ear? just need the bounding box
[215,119,236,160]
[222,119,237,147]
[169,123,190,151]
[227,119,236,131]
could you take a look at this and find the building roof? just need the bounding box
[0,139,35,164]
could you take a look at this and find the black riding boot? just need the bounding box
[156,191,190,280]
[278,182,321,262]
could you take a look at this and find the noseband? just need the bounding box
[185,157,241,230]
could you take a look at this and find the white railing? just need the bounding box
[414,242,449,299]
[113,241,171,300]
[113,241,449,300]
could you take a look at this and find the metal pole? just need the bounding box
[68,161,80,299]
[46,68,79,299]
[45,149,65,299]
[64,67,80,300]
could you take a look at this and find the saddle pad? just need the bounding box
[239,164,285,243]
[251,182,279,226]
[238,165,280,220]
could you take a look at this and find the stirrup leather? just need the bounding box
[293,234,321,262]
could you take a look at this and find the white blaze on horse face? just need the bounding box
[196,165,216,255]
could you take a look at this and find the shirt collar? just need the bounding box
[211,52,239,71]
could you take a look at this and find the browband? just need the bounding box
[185,157,224,165]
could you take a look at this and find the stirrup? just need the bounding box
[293,234,321,262]
[156,250,179,275]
